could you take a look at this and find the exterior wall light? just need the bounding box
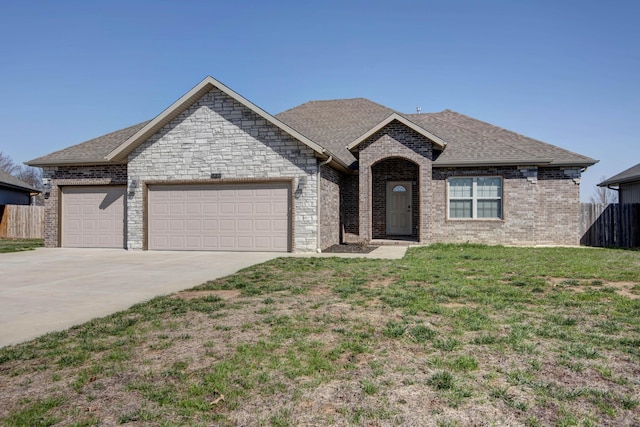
[295,176,307,199]
[42,178,52,199]
[128,178,138,195]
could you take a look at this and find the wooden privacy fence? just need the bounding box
[580,203,640,248]
[0,205,44,239]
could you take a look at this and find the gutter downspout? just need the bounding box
[317,155,333,253]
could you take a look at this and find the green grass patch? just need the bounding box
[0,238,43,253]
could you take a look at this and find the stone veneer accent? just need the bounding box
[41,165,127,247]
[431,166,582,245]
[127,88,318,252]
[357,121,435,242]
[319,164,340,249]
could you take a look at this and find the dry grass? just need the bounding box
[1,244,640,426]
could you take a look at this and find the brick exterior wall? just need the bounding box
[431,166,582,245]
[340,173,359,242]
[357,121,435,242]
[319,164,340,249]
[535,168,582,245]
[41,165,127,247]
[127,88,318,252]
[352,120,583,246]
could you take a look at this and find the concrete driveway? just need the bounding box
[0,248,283,347]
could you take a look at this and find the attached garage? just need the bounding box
[61,186,126,248]
[148,183,290,251]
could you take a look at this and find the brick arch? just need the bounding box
[357,121,435,243]
[371,157,420,239]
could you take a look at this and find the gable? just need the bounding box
[347,113,446,153]
[128,87,320,174]
[357,119,438,163]
[27,76,350,173]
[107,76,346,170]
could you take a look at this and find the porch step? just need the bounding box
[370,239,418,246]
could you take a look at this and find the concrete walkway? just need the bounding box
[0,245,407,348]
[296,245,408,259]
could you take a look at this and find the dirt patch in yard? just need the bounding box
[323,243,379,253]
[547,277,640,299]
[173,289,241,300]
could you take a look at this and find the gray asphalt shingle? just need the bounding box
[27,121,150,165]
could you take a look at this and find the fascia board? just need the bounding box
[433,159,554,168]
[25,159,126,167]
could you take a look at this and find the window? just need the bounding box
[392,185,407,192]
[448,177,502,219]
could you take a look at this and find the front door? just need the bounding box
[386,181,412,235]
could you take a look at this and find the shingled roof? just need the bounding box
[275,98,395,165]
[27,121,150,166]
[0,169,39,193]
[27,90,597,170]
[407,110,596,167]
[276,100,595,168]
[598,162,640,187]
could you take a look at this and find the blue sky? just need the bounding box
[1,0,638,201]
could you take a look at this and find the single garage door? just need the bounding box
[62,186,126,248]
[148,183,290,251]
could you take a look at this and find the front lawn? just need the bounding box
[1,244,639,426]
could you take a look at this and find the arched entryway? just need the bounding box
[371,158,419,240]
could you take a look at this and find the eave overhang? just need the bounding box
[433,159,597,168]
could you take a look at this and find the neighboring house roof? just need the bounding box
[26,78,597,170]
[0,169,39,193]
[598,162,640,187]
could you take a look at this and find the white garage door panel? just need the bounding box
[62,186,126,248]
[148,183,290,251]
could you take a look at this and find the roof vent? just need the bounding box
[416,107,421,114]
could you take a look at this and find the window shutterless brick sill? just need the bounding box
[446,218,505,223]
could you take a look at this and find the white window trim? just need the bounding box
[447,176,503,220]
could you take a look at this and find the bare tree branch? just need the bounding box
[15,166,43,190]
[0,151,18,174]
[590,175,618,204]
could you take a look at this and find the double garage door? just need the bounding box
[148,183,289,251]
[62,183,290,251]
